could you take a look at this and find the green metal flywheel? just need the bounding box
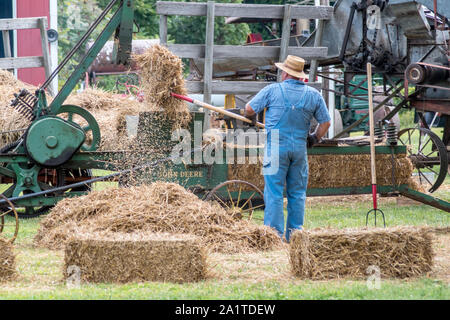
[56,105,101,151]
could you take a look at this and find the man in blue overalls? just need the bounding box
[244,55,331,242]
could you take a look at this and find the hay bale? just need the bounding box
[228,158,264,191]
[34,182,282,253]
[64,232,208,283]
[133,44,191,129]
[307,153,413,188]
[289,226,434,280]
[0,238,16,281]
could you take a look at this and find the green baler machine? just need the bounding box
[0,0,448,242]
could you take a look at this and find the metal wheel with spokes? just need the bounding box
[0,194,19,243]
[0,161,65,219]
[56,105,101,151]
[398,127,448,193]
[204,180,265,221]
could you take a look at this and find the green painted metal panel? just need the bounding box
[25,116,85,166]
[308,145,406,155]
[114,0,135,65]
[399,185,450,212]
[307,185,397,197]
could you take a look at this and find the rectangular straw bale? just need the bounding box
[228,153,414,190]
[64,232,208,284]
[289,226,434,280]
[0,238,16,281]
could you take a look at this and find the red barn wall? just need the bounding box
[16,0,50,86]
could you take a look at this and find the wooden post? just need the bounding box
[309,0,328,81]
[38,18,54,96]
[309,21,323,81]
[278,4,291,82]
[203,1,215,130]
[159,15,168,45]
[322,66,329,105]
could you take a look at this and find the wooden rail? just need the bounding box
[167,44,328,60]
[156,1,333,19]
[186,80,322,95]
[0,17,47,30]
[0,17,53,96]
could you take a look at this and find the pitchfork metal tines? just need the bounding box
[366,205,386,227]
[10,89,37,121]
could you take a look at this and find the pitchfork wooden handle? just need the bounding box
[367,63,377,186]
[171,92,265,129]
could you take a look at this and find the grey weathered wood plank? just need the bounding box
[309,19,325,81]
[0,56,44,69]
[38,18,53,96]
[2,31,11,58]
[159,15,167,45]
[186,81,321,94]
[38,20,51,75]
[156,1,333,19]
[0,17,48,30]
[203,1,215,128]
[2,30,12,72]
[278,4,292,81]
[168,44,328,59]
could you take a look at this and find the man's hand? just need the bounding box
[308,121,331,147]
[307,133,319,148]
[243,107,257,126]
[245,113,257,126]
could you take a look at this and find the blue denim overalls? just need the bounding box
[263,82,312,241]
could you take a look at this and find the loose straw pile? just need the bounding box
[0,70,35,146]
[34,182,282,253]
[289,226,434,280]
[133,44,191,129]
[67,87,150,150]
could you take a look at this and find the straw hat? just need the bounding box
[275,55,308,79]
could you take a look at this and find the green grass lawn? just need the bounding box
[0,186,448,300]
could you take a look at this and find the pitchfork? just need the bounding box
[366,63,386,227]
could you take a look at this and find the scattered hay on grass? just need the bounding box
[64,232,208,283]
[34,182,282,253]
[289,226,434,280]
[0,237,16,281]
[133,44,191,129]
